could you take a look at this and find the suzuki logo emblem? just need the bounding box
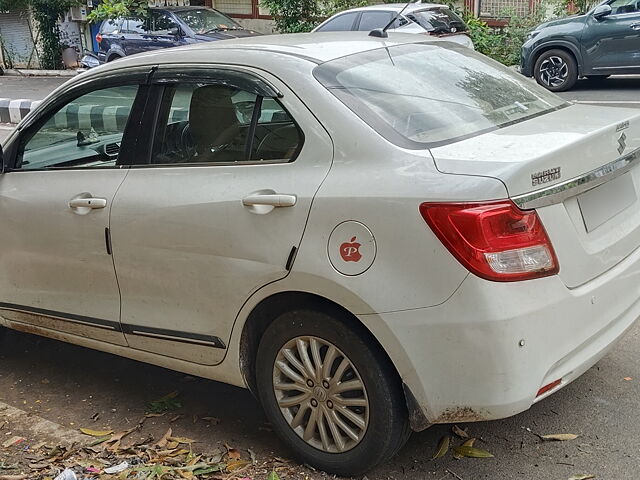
[618,132,627,155]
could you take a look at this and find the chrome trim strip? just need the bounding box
[513,147,640,209]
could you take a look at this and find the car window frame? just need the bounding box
[4,68,153,172]
[123,66,305,168]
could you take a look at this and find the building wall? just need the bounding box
[233,18,276,34]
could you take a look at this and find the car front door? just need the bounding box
[0,72,149,344]
[147,11,189,50]
[583,0,640,73]
[109,67,333,366]
[121,17,152,55]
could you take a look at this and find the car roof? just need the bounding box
[334,2,447,14]
[90,32,429,68]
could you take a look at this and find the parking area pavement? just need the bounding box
[1,74,640,480]
[1,320,638,479]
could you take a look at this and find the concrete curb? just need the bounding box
[0,98,42,124]
[2,68,79,77]
[0,401,86,446]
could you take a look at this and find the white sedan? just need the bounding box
[0,32,639,476]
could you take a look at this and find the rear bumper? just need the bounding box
[369,244,640,426]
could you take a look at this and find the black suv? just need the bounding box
[96,6,259,63]
[521,0,640,91]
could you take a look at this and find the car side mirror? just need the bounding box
[593,4,612,19]
[169,27,181,36]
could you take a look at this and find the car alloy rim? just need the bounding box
[539,56,569,87]
[272,336,370,453]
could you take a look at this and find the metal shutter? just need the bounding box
[0,10,37,68]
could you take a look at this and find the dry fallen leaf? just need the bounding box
[227,448,242,460]
[541,433,578,441]
[154,428,173,449]
[452,425,469,439]
[568,475,595,480]
[623,377,632,381]
[453,445,494,458]
[80,428,113,437]
[432,435,450,459]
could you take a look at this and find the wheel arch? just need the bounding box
[531,42,583,76]
[106,50,124,62]
[238,290,430,431]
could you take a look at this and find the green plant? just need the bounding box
[260,0,368,33]
[259,0,321,33]
[87,0,149,22]
[462,2,561,66]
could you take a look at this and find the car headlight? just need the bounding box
[525,31,540,42]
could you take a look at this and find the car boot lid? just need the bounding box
[430,103,640,200]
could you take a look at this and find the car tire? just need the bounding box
[255,308,410,477]
[534,49,578,92]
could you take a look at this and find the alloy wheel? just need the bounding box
[538,56,569,88]
[272,335,370,453]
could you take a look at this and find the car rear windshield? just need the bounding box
[407,8,467,33]
[174,8,241,34]
[313,42,567,148]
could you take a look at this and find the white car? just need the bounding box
[1,33,639,476]
[313,2,475,49]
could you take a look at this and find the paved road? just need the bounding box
[0,75,68,100]
[1,320,638,479]
[557,75,640,105]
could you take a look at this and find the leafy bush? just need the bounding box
[87,0,149,22]
[462,2,559,66]
[260,0,368,33]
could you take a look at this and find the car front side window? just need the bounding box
[17,85,139,170]
[608,0,639,14]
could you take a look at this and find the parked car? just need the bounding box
[96,6,259,63]
[312,2,474,48]
[521,0,640,91]
[1,32,639,476]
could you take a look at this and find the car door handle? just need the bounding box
[69,197,107,209]
[631,23,640,30]
[242,193,297,207]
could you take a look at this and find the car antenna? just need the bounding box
[369,0,415,38]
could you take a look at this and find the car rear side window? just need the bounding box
[100,19,122,34]
[314,42,567,148]
[407,8,467,33]
[149,84,302,165]
[316,12,358,31]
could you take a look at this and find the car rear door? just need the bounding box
[0,70,150,345]
[583,1,640,73]
[109,67,333,366]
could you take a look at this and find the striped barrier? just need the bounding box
[0,99,43,124]
[0,98,188,129]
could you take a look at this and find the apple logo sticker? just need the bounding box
[328,222,376,276]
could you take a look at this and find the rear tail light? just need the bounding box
[96,33,103,43]
[419,200,559,282]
